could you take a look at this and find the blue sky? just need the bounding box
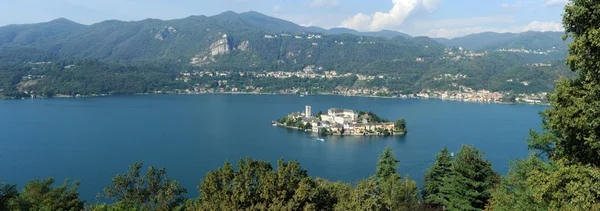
[0,0,568,38]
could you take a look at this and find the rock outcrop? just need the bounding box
[237,40,249,51]
[155,26,177,41]
[210,34,231,56]
[190,34,233,65]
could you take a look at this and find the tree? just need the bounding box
[320,128,329,136]
[441,145,499,211]
[97,162,187,211]
[423,147,453,207]
[528,162,600,210]
[485,156,554,211]
[339,179,382,211]
[395,119,407,133]
[376,147,400,180]
[501,94,516,103]
[502,1,600,208]
[8,178,84,211]
[379,175,419,211]
[0,181,18,210]
[374,147,420,211]
[541,0,600,167]
[197,158,329,210]
[305,122,312,130]
[314,178,352,211]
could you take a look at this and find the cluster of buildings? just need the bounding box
[279,106,398,136]
[265,33,323,39]
[176,70,548,105]
[528,63,553,67]
[496,48,558,55]
[433,73,468,81]
[415,89,505,103]
[442,47,487,61]
[178,70,381,81]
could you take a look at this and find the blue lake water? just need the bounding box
[0,94,544,201]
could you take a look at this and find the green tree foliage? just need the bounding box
[376,147,419,211]
[192,148,419,211]
[395,119,407,133]
[335,147,419,211]
[196,158,324,210]
[423,147,453,207]
[490,1,600,209]
[376,147,400,180]
[378,175,419,211]
[489,158,600,210]
[528,162,600,210]
[541,0,600,167]
[441,145,499,211]
[7,178,84,211]
[359,111,391,123]
[339,179,382,211]
[305,122,312,130]
[87,201,139,211]
[97,162,187,211]
[485,156,554,210]
[0,181,18,210]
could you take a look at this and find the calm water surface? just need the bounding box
[0,94,544,200]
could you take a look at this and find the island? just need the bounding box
[273,106,406,136]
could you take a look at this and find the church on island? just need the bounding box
[273,105,406,136]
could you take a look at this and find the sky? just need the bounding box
[0,0,568,38]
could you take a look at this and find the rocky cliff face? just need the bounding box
[210,34,231,56]
[155,26,177,41]
[190,34,233,65]
[237,40,249,51]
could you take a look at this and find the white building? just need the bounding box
[320,108,359,125]
[305,105,311,118]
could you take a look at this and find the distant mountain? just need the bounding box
[197,11,409,39]
[0,18,84,46]
[0,11,575,97]
[434,31,568,51]
[0,11,434,65]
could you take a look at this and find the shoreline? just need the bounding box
[271,121,406,136]
[0,91,549,106]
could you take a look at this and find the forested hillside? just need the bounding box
[0,11,576,98]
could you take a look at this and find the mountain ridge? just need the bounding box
[0,11,575,99]
[0,11,563,44]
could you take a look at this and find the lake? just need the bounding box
[0,94,544,201]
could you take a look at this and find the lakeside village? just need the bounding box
[176,69,548,105]
[272,105,407,136]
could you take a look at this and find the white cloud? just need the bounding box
[340,0,440,31]
[545,0,568,6]
[502,1,523,8]
[522,21,564,31]
[340,13,372,31]
[422,0,441,12]
[308,0,340,9]
[425,21,564,38]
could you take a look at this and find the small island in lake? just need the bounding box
[273,106,406,136]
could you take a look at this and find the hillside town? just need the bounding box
[273,106,406,136]
[175,70,549,105]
